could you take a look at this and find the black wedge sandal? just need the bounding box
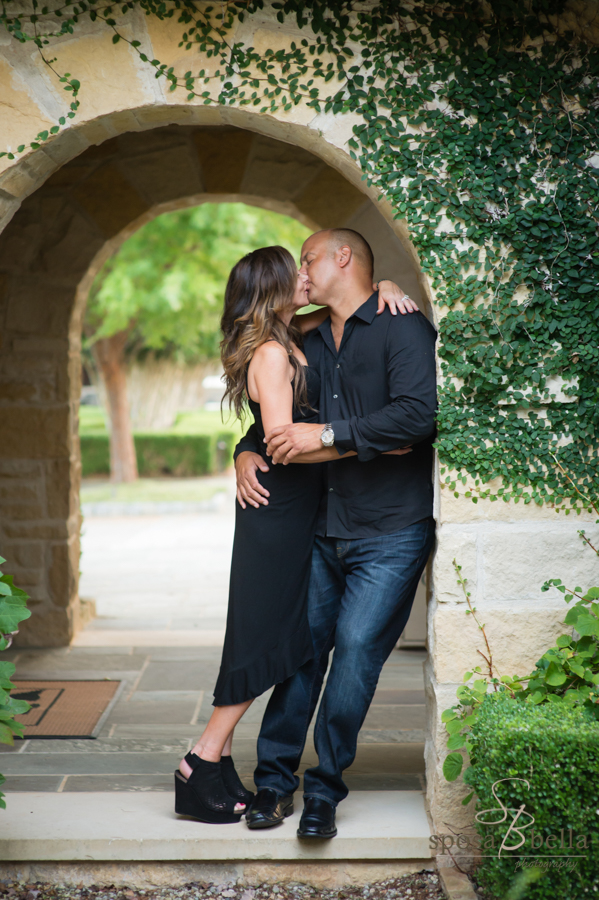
[174,752,244,824]
[221,755,255,807]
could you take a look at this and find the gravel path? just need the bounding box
[0,875,444,900]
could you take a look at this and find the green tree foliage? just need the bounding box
[85,202,311,361]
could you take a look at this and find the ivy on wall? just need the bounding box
[1,0,598,507]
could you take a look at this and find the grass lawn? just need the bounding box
[79,406,249,441]
[171,409,248,440]
[79,406,108,434]
[80,475,232,504]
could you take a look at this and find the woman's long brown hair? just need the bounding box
[220,246,309,421]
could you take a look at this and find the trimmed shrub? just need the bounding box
[465,692,599,899]
[80,435,110,477]
[80,432,237,478]
[134,433,213,476]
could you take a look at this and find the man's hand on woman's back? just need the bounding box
[235,451,270,508]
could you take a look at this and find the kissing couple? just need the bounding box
[174,227,437,839]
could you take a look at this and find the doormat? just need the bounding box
[11,680,123,739]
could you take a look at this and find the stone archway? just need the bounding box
[2,16,592,844]
[0,121,428,649]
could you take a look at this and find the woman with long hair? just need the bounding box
[173,246,411,824]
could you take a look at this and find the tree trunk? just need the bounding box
[92,331,138,483]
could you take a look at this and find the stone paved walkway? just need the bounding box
[1,644,426,794]
[78,477,236,629]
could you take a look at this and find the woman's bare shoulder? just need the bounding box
[252,340,290,366]
[248,342,293,401]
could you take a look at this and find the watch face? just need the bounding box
[322,427,334,446]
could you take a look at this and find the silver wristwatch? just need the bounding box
[321,423,335,448]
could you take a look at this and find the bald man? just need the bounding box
[235,228,437,838]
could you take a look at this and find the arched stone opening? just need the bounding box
[0,122,429,648]
[2,41,591,849]
[2,10,596,855]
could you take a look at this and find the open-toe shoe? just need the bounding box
[174,753,244,824]
[220,755,254,807]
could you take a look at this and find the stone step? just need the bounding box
[0,791,432,862]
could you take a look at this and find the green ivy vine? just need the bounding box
[1,0,598,507]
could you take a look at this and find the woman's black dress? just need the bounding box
[213,367,323,706]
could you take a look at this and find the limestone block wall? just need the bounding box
[0,10,596,842]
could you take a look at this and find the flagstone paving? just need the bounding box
[0,644,427,795]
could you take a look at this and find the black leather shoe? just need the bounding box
[245,788,294,829]
[297,797,337,839]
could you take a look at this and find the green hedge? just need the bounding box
[80,431,237,478]
[80,435,111,477]
[464,692,599,899]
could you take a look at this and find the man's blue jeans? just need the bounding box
[254,517,435,806]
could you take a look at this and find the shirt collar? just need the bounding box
[352,292,379,324]
[318,291,379,352]
[317,292,379,338]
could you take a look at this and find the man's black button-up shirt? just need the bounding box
[236,292,437,540]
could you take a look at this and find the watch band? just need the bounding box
[321,423,335,447]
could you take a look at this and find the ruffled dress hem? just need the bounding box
[213,625,314,706]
